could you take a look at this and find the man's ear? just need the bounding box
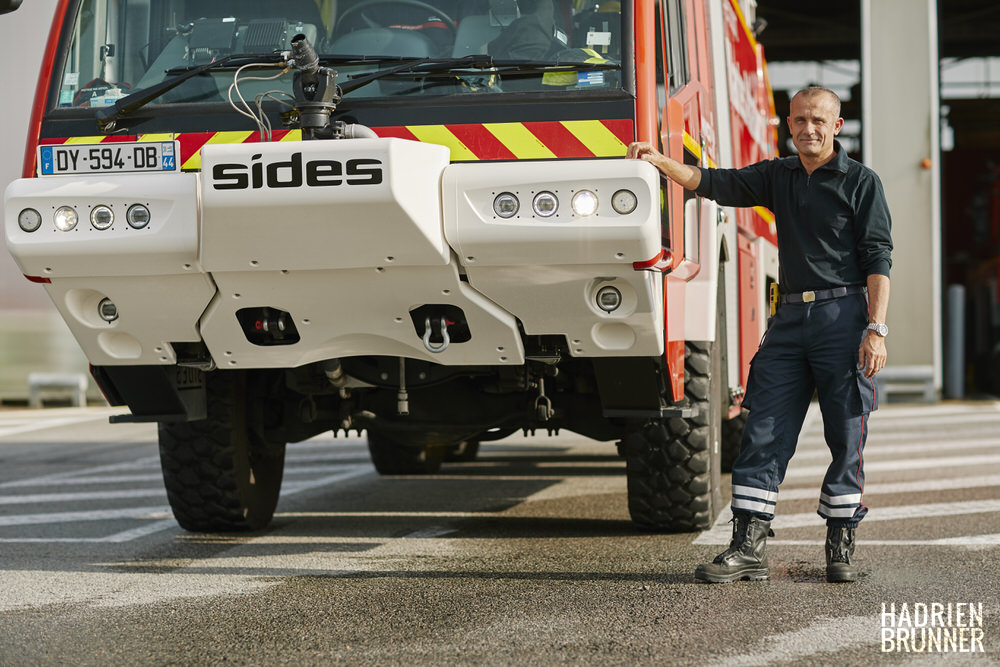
[833,117,845,135]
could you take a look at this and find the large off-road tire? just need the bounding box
[158,371,286,532]
[367,432,447,474]
[721,408,747,473]
[624,340,724,532]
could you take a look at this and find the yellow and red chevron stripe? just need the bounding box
[39,119,633,170]
[374,119,633,160]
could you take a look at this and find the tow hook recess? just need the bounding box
[423,316,450,353]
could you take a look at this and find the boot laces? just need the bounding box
[713,515,773,563]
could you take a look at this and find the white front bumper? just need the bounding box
[4,138,664,367]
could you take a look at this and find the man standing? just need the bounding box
[627,86,892,583]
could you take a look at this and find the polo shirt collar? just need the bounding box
[783,139,849,174]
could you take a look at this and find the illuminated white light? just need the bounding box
[571,190,599,216]
[90,205,114,230]
[53,206,78,232]
[18,208,42,232]
[126,204,151,229]
[532,191,558,217]
[611,189,638,215]
[493,193,519,218]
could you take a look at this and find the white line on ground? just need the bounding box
[866,411,1000,427]
[0,408,121,438]
[783,453,1000,479]
[864,402,1000,418]
[792,437,999,460]
[0,465,374,542]
[1,474,165,487]
[704,615,874,667]
[0,506,171,528]
[776,473,1000,501]
[778,498,1000,528]
[0,456,161,489]
[695,500,1000,545]
[402,525,460,539]
[0,489,166,505]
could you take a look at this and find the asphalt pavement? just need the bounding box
[0,400,997,665]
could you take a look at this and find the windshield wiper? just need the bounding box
[336,54,496,94]
[486,59,620,71]
[96,53,288,133]
[333,55,618,92]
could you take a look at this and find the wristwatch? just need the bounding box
[867,322,888,337]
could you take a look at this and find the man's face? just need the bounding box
[787,92,844,161]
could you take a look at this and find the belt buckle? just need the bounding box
[802,291,816,303]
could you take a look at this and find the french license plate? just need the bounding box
[38,141,179,176]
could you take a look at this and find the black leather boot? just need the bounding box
[826,524,858,582]
[695,513,772,583]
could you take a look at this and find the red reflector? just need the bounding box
[632,250,672,272]
[24,275,51,284]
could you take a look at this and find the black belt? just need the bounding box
[780,285,866,304]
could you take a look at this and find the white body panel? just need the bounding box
[706,0,742,390]
[4,139,664,367]
[5,172,202,277]
[200,139,452,271]
[200,265,526,367]
[4,172,216,366]
[42,274,216,365]
[683,198,720,343]
[444,160,664,357]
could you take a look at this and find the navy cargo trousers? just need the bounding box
[732,291,877,526]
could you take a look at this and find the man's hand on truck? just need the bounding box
[626,141,703,191]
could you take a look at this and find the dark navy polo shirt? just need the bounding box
[695,141,893,293]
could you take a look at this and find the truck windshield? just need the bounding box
[56,0,626,109]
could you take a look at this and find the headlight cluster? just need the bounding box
[492,188,638,220]
[17,204,151,232]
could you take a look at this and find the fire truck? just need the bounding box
[2,0,778,532]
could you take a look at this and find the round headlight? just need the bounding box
[493,193,519,219]
[596,285,622,313]
[18,208,42,233]
[571,190,599,217]
[90,205,114,230]
[532,191,558,217]
[612,189,638,215]
[126,204,151,229]
[53,206,79,232]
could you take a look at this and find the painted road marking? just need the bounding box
[704,615,873,667]
[0,489,166,504]
[793,437,999,460]
[0,407,118,429]
[697,401,1000,547]
[777,473,1000,500]
[783,453,1000,479]
[695,500,1000,545]
[0,422,374,542]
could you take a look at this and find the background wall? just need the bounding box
[0,0,93,403]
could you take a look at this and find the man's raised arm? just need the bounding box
[627,141,702,191]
